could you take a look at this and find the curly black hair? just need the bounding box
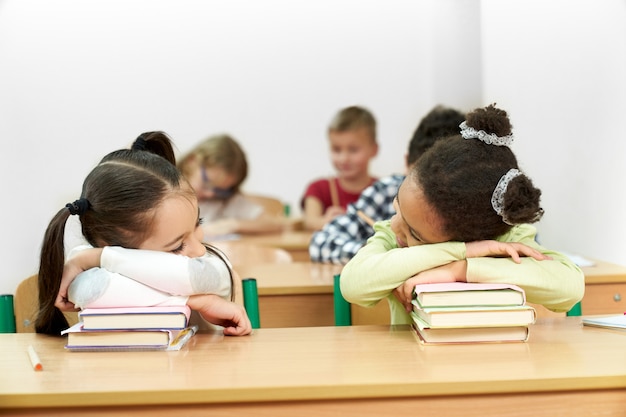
[412,104,543,241]
[407,105,466,166]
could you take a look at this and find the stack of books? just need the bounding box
[410,282,536,344]
[61,305,196,351]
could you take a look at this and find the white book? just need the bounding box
[582,315,626,330]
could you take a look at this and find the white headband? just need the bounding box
[460,121,514,147]
[491,168,522,225]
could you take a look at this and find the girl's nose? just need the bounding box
[188,238,208,258]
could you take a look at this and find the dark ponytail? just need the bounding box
[35,208,72,335]
[131,131,177,164]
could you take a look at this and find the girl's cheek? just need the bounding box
[390,214,402,236]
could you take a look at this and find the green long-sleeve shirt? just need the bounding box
[340,220,585,325]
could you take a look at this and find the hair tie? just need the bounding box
[491,169,522,225]
[459,121,514,147]
[132,136,148,151]
[66,198,90,216]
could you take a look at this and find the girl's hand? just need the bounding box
[55,248,103,311]
[393,261,467,312]
[188,294,252,336]
[465,240,551,263]
[55,261,82,311]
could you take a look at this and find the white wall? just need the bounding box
[481,0,626,266]
[1,0,624,296]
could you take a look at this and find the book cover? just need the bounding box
[582,314,626,331]
[61,322,198,351]
[79,305,191,330]
[413,282,526,308]
[411,312,529,344]
[412,303,536,328]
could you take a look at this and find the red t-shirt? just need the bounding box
[301,177,377,212]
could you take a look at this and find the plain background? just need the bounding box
[1,0,625,295]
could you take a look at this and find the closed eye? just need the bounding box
[395,193,426,244]
[171,242,186,254]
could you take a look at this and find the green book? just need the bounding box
[412,282,526,308]
[412,304,536,328]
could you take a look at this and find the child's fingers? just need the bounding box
[223,319,252,336]
[516,245,552,261]
[224,312,252,336]
[391,287,411,312]
[54,295,79,312]
[224,326,250,336]
[505,247,522,263]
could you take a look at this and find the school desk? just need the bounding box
[236,261,343,327]
[236,230,313,261]
[2,317,626,417]
[237,258,626,327]
[236,261,390,327]
[581,259,626,315]
[233,259,583,328]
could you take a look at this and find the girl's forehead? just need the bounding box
[140,194,198,251]
[155,194,198,226]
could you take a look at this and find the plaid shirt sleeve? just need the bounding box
[308,175,404,264]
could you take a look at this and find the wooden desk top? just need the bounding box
[581,259,626,284]
[236,230,313,251]
[236,261,343,295]
[2,317,626,411]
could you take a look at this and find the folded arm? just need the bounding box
[340,222,465,307]
[57,246,232,311]
[341,222,585,314]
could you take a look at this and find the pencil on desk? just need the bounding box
[169,325,199,349]
[356,210,375,227]
[28,345,43,371]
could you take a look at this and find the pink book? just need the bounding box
[412,282,526,308]
[78,305,191,330]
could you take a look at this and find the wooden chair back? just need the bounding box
[14,274,79,333]
[244,194,285,217]
[211,241,293,270]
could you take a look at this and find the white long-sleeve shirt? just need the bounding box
[64,217,232,309]
[68,246,232,309]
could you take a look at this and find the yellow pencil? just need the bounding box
[356,210,375,227]
[169,325,199,350]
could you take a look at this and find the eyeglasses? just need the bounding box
[201,168,235,199]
